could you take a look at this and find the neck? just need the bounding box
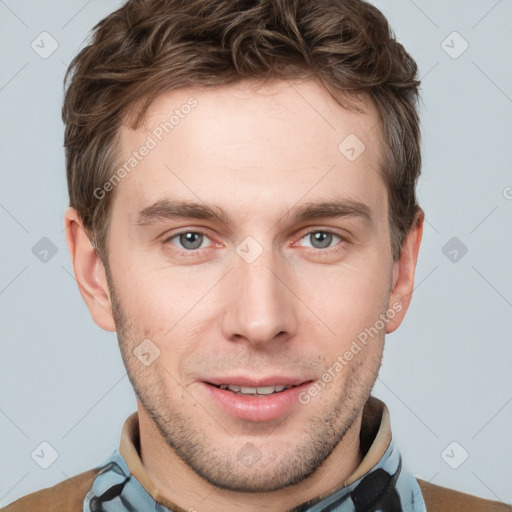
[138,408,364,512]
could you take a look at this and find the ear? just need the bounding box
[64,207,116,332]
[386,208,424,334]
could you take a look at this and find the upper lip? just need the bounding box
[203,376,314,388]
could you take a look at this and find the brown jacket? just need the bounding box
[2,469,511,512]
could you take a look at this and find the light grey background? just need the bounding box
[1,0,511,507]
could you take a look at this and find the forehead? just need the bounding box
[115,79,386,224]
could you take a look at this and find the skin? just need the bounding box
[65,78,423,512]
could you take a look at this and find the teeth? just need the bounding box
[255,386,277,395]
[240,386,257,394]
[219,384,291,395]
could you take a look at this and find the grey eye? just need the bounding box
[177,232,205,250]
[308,231,334,249]
[299,231,341,249]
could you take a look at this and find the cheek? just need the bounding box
[301,259,390,322]
[295,268,390,370]
[110,253,199,322]
[118,271,213,358]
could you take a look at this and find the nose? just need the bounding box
[221,250,298,348]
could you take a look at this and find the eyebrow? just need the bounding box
[135,199,230,226]
[293,199,373,225]
[134,198,373,227]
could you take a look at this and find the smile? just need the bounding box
[201,380,314,422]
[211,384,299,395]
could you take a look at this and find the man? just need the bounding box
[2,0,510,511]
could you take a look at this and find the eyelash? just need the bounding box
[163,229,347,256]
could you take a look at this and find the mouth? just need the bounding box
[208,383,302,396]
[200,378,314,422]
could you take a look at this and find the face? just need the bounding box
[97,79,402,492]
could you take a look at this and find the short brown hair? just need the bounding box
[63,0,422,262]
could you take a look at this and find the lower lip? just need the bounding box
[201,382,313,422]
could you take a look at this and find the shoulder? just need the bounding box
[417,478,512,512]
[0,467,102,512]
